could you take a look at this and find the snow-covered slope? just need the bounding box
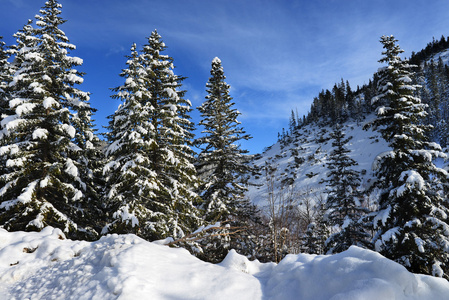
[427,48,449,65]
[1,227,449,300]
[248,114,389,208]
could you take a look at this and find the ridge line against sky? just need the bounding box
[2,0,449,153]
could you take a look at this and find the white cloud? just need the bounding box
[6,0,449,154]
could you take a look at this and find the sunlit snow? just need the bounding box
[1,227,448,300]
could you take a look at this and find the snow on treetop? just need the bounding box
[65,158,79,178]
[16,103,37,116]
[373,205,392,229]
[32,128,49,140]
[17,180,38,205]
[36,21,46,28]
[43,1,62,8]
[112,205,139,227]
[400,170,425,190]
[60,124,76,138]
[66,56,83,65]
[43,97,58,109]
[398,76,413,83]
[64,73,84,84]
[212,57,221,64]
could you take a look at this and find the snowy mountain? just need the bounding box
[247,43,449,212]
[247,114,390,209]
[243,40,449,271]
[428,48,449,65]
[1,227,449,300]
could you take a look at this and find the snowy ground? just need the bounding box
[1,227,449,300]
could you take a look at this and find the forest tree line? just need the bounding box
[0,0,264,264]
[282,34,449,149]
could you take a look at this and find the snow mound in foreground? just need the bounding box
[1,227,448,300]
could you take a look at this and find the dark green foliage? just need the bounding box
[103,31,201,241]
[0,36,12,184]
[306,79,357,125]
[194,57,255,261]
[195,57,253,222]
[323,124,370,254]
[0,0,101,240]
[300,200,329,255]
[367,35,449,279]
[409,35,449,66]
[417,57,449,148]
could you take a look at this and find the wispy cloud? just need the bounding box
[5,0,25,8]
[4,0,449,153]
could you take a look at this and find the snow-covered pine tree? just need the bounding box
[69,90,105,233]
[301,223,321,254]
[289,109,297,133]
[103,43,160,238]
[434,58,449,148]
[196,57,253,222]
[300,199,329,255]
[421,57,449,148]
[194,57,255,261]
[103,31,201,241]
[323,124,370,254]
[0,36,13,182]
[228,197,267,260]
[366,35,449,279]
[0,0,100,240]
[0,36,10,113]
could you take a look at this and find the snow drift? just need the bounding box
[1,227,449,300]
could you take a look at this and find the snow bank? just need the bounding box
[0,227,260,300]
[0,227,448,300]
[262,247,449,300]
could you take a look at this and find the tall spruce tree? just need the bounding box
[194,57,254,261]
[0,0,100,240]
[103,31,201,241]
[366,35,449,278]
[0,36,10,112]
[323,124,370,254]
[0,36,12,181]
[196,57,253,221]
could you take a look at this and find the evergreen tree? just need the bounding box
[423,59,442,143]
[0,0,100,240]
[194,57,254,261]
[195,57,253,222]
[345,80,355,116]
[434,58,449,147]
[0,36,10,112]
[0,36,13,182]
[323,124,370,254]
[300,200,329,255]
[70,97,105,233]
[229,197,267,259]
[301,223,321,254]
[333,80,346,121]
[103,31,201,241]
[366,35,449,279]
[289,109,297,133]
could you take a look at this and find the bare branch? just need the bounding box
[166,224,246,247]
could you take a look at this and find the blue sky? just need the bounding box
[2,0,449,153]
